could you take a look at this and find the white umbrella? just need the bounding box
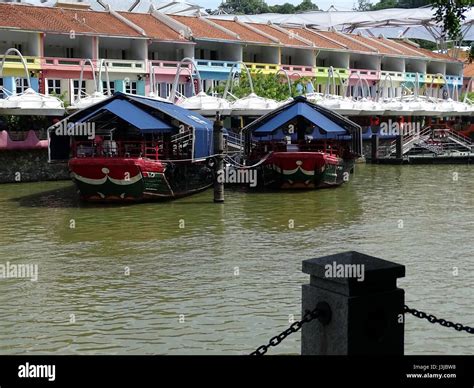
[0,48,64,116]
[170,57,232,116]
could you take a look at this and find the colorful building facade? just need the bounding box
[0,2,465,105]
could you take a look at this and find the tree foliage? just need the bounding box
[212,71,312,101]
[431,0,471,41]
[217,0,318,15]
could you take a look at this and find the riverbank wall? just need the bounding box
[0,149,69,183]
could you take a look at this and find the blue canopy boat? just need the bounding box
[243,96,362,190]
[48,92,217,202]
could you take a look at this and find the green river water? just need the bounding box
[0,163,472,354]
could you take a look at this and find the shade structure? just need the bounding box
[253,101,348,136]
[52,92,216,159]
[74,98,173,132]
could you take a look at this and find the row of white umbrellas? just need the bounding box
[0,48,65,116]
[1,50,472,118]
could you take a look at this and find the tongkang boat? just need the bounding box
[48,92,217,202]
[243,96,362,190]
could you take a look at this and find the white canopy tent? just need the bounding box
[7,1,473,43]
[209,7,474,43]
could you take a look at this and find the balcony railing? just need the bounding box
[425,73,445,84]
[349,69,380,82]
[0,55,41,71]
[405,72,427,84]
[380,70,404,82]
[315,67,349,78]
[102,59,146,73]
[42,57,88,70]
[244,62,279,74]
[149,60,192,77]
[445,75,462,85]
[196,59,237,71]
[279,64,315,77]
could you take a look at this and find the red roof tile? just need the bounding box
[350,35,400,56]
[464,63,474,78]
[288,28,345,50]
[249,24,312,47]
[0,3,142,37]
[119,12,189,42]
[211,19,273,44]
[171,15,239,41]
[317,31,374,53]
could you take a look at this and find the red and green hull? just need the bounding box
[69,157,213,202]
[256,152,353,190]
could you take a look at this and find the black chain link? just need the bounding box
[404,305,474,334]
[249,307,321,356]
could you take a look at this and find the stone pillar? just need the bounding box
[301,251,405,355]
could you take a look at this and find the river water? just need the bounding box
[0,164,472,355]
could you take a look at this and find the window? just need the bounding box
[66,48,74,58]
[47,79,61,95]
[73,80,86,100]
[162,83,186,98]
[125,81,137,94]
[16,78,29,94]
[210,50,218,60]
[102,81,115,95]
[0,78,3,99]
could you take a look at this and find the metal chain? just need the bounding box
[249,307,321,356]
[404,305,474,334]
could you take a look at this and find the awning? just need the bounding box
[254,102,348,135]
[125,94,213,132]
[75,99,173,132]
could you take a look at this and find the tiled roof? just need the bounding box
[350,35,399,56]
[288,28,346,50]
[378,38,425,57]
[317,31,374,53]
[211,19,274,44]
[404,44,455,61]
[0,3,142,37]
[171,15,239,41]
[463,62,474,78]
[250,24,312,47]
[118,12,189,42]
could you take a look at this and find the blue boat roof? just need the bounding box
[254,102,348,135]
[244,96,361,137]
[75,99,173,132]
[61,92,217,158]
[123,94,213,132]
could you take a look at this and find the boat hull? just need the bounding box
[254,151,354,190]
[69,157,213,202]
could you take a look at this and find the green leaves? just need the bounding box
[431,0,471,42]
[213,71,312,101]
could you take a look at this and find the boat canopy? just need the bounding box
[245,96,361,139]
[74,99,172,132]
[52,92,216,159]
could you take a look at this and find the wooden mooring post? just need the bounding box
[371,134,379,162]
[301,251,406,355]
[396,133,403,160]
[213,115,225,203]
